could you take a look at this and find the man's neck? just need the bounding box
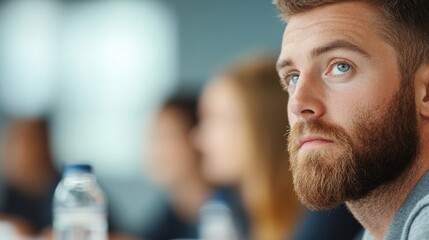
[347,153,429,240]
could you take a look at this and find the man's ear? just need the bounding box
[417,63,429,118]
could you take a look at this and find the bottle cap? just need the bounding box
[63,163,93,174]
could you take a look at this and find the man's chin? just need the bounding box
[293,173,347,210]
[291,153,355,210]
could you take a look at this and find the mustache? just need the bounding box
[288,120,351,150]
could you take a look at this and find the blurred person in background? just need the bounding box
[0,117,60,237]
[197,56,300,240]
[141,95,211,240]
[0,117,132,240]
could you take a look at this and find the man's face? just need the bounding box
[277,2,419,209]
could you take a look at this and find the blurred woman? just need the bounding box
[141,95,211,240]
[197,56,299,240]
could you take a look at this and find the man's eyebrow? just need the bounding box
[276,59,293,72]
[311,40,370,59]
[276,40,371,72]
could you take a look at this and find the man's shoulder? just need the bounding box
[404,193,429,239]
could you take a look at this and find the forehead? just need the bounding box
[281,2,386,59]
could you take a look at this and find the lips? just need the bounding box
[299,136,333,149]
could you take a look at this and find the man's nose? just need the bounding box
[288,73,325,121]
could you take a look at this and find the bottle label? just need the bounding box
[54,208,107,240]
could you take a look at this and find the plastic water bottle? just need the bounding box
[199,200,239,240]
[0,222,17,240]
[53,163,107,240]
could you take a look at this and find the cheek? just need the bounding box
[201,124,249,182]
[149,140,195,182]
[288,104,298,127]
[325,89,387,133]
[211,128,242,164]
[175,142,197,168]
[203,121,234,153]
[150,136,184,163]
[221,127,251,173]
[326,95,359,123]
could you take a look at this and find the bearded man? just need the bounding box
[275,1,429,239]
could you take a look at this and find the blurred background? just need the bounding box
[0,0,284,236]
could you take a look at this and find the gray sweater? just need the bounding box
[362,171,429,240]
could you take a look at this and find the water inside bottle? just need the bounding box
[54,207,107,240]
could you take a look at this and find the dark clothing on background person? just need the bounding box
[139,201,198,240]
[0,174,60,233]
[292,204,363,240]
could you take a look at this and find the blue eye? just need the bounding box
[289,74,299,85]
[332,63,351,75]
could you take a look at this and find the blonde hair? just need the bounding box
[219,56,299,240]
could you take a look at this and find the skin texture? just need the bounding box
[278,2,429,239]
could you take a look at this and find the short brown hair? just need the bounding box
[274,0,429,84]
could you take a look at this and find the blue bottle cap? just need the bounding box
[63,163,93,174]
